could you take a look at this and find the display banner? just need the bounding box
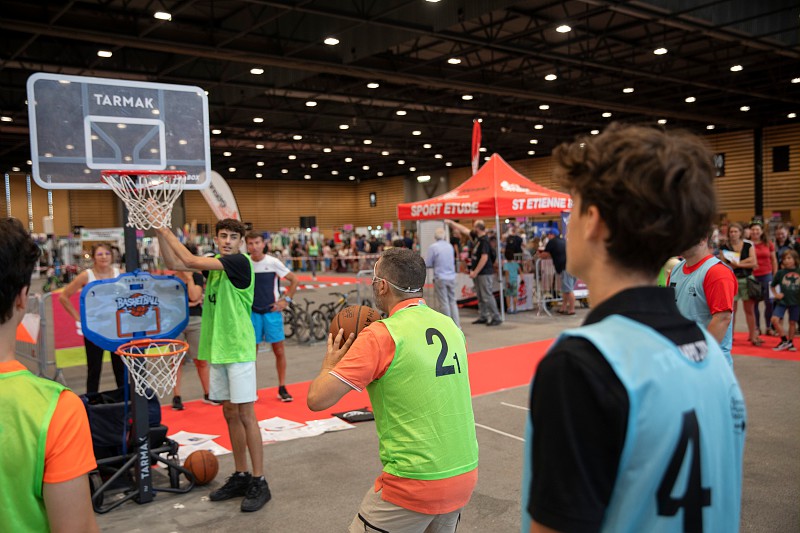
[200,170,241,221]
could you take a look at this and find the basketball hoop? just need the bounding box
[101,170,187,230]
[117,338,189,399]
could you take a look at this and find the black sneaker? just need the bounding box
[277,386,293,402]
[487,319,502,326]
[202,394,222,406]
[241,477,272,512]
[171,396,185,410]
[209,472,252,501]
[472,318,488,324]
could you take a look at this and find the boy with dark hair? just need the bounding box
[156,218,271,512]
[522,125,746,532]
[0,217,99,532]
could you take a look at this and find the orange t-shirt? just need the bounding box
[330,299,478,515]
[0,361,96,483]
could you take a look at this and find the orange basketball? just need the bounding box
[329,305,381,348]
[183,449,219,486]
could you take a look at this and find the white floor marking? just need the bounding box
[501,402,529,411]
[475,422,524,442]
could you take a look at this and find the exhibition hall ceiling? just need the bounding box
[1,0,798,182]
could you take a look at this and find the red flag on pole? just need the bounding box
[471,119,481,175]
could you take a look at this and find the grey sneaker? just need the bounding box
[209,472,252,501]
[241,477,272,512]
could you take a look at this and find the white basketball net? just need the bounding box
[102,172,187,230]
[118,341,187,400]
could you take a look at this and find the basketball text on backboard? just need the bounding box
[27,73,210,190]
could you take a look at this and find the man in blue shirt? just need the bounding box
[425,227,460,327]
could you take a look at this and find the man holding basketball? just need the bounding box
[521,125,745,532]
[156,219,271,513]
[0,217,99,532]
[308,247,479,533]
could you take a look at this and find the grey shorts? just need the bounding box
[348,487,462,533]
[209,361,257,404]
[561,271,576,293]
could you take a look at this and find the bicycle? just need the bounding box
[288,298,328,343]
[316,290,359,322]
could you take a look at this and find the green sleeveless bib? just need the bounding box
[369,303,479,480]
[199,255,256,363]
[0,369,67,532]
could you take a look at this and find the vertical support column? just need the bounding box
[25,174,34,231]
[4,173,10,216]
[754,128,763,218]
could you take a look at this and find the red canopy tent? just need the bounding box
[397,153,572,221]
[397,154,572,320]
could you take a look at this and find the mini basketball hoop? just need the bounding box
[117,338,189,399]
[101,170,187,230]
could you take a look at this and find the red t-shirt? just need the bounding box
[753,242,775,277]
[670,256,737,314]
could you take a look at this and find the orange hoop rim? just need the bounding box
[100,170,187,177]
[116,338,189,358]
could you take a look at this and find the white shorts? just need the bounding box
[209,361,257,404]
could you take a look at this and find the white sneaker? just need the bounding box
[773,341,791,352]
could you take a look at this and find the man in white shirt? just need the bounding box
[426,228,460,327]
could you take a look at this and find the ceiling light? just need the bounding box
[377,172,384,177]
[154,11,172,21]
[445,162,452,167]
[396,110,407,116]
[211,128,221,134]
[257,161,265,166]
[426,0,441,2]
[434,154,443,159]
[539,104,550,110]
[448,58,462,65]
[362,165,370,170]
[304,175,311,180]
[602,112,612,118]
[97,50,112,58]
[117,124,127,129]
[11,166,20,172]
[348,176,355,181]
[331,170,339,175]
[793,78,800,84]
[788,113,797,119]
[409,166,416,171]
[544,74,557,81]
[228,167,236,172]
[381,151,390,156]
[479,147,487,152]
[398,160,405,165]
[306,101,317,107]
[740,106,750,112]
[534,124,543,130]
[323,147,332,153]
[412,130,422,136]
[706,125,715,130]
[253,117,264,123]
[730,65,743,72]
[288,154,297,160]
[653,47,668,55]
[324,37,339,46]
[556,24,571,33]
[223,151,232,156]
[250,68,264,75]
[256,173,262,178]
[363,139,372,144]
[293,134,303,140]
[367,82,380,89]
[685,96,696,103]
[311,163,319,169]
[483,157,490,162]
[462,94,473,101]
[417,175,431,183]
[529,139,538,144]
[623,87,634,93]
[0,116,12,122]
[590,130,599,135]
[423,143,432,149]
[345,157,353,163]
[528,150,536,155]
[658,119,667,125]
[26,160,31,165]
[339,124,349,130]
[256,144,264,149]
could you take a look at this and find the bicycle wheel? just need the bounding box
[283,308,295,338]
[294,310,310,343]
[310,310,329,341]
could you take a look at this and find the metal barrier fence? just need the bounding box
[15,292,65,384]
[535,258,562,317]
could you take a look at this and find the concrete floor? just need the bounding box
[40,275,799,532]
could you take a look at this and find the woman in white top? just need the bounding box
[59,243,125,393]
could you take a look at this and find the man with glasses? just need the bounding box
[307,247,479,533]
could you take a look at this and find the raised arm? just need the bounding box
[444,219,470,236]
[156,228,223,271]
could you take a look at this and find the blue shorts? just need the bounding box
[561,271,576,293]
[773,304,800,323]
[251,311,285,344]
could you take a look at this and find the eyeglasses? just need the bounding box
[371,274,421,294]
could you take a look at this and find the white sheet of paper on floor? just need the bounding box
[260,425,326,443]
[175,440,231,462]
[305,417,356,432]
[168,430,220,446]
[258,416,305,431]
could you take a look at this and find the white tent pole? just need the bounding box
[496,213,505,321]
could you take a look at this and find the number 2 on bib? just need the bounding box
[426,328,461,377]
